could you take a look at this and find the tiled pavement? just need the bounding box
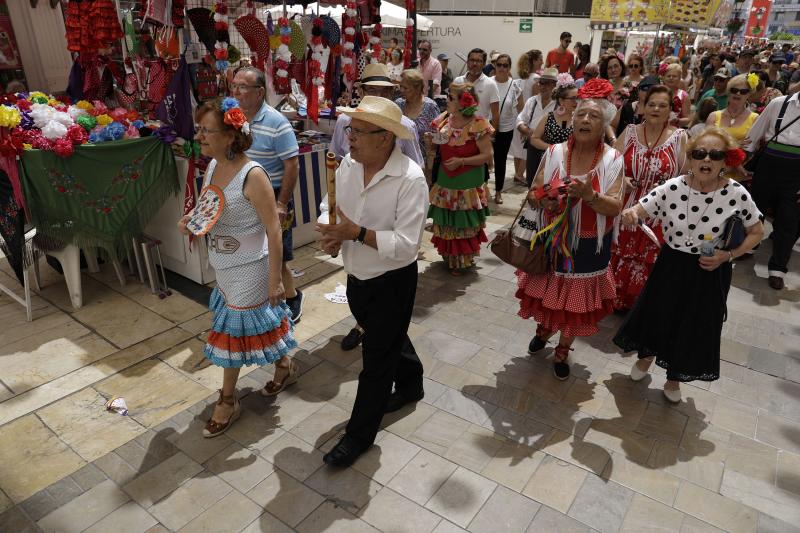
[1,184,800,533]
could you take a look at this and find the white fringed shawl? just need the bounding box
[539,143,624,253]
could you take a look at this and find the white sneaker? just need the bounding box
[630,360,649,381]
[663,387,681,404]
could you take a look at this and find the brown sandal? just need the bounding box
[203,390,241,438]
[261,359,299,397]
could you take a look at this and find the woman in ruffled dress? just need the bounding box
[428,82,494,275]
[615,128,764,402]
[610,84,687,311]
[518,79,624,380]
[178,98,297,438]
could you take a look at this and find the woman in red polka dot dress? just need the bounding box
[518,79,625,380]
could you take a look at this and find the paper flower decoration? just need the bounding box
[77,115,97,131]
[104,122,127,141]
[747,73,759,91]
[556,72,575,88]
[53,138,74,158]
[0,105,22,128]
[76,100,94,111]
[96,114,113,126]
[41,120,69,140]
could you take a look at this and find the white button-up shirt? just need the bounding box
[319,145,429,281]
[746,93,800,150]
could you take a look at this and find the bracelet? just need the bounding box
[728,250,734,262]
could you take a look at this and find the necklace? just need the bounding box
[566,136,605,180]
[642,121,668,155]
[683,174,720,248]
[725,106,745,127]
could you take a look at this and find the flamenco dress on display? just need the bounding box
[202,161,297,368]
[610,125,685,310]
[516,143,624,337]
[428,113,493,270]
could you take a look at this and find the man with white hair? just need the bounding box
[317,96,429,466]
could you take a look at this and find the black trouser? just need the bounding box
[492,130,514,193]
[752,150,800,276]
[526,146,545,188]
[345,262,423,446]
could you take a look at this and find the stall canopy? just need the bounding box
[266,1,434,30]
[590,0,732,29]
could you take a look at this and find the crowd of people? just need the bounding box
[176,36,798,468]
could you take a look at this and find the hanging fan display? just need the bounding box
[187,8,217,55]
[234,14,271,70]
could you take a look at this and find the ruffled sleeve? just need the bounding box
[469,117,495,139]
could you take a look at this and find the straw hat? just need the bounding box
[336,96,412,140]
[539,67,559,82]
[357,63,394,87]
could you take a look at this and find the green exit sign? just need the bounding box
[519,18,532,33]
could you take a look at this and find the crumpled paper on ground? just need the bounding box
[105,397,129,416]
[324,283,348,304]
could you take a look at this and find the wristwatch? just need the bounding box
[355,226,367,244]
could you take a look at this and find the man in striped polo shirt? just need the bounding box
[232,66,304,321]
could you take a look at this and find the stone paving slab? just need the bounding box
[1,184,800,532]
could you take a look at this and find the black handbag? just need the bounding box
[721,215,746,251]
[745,97,800,172]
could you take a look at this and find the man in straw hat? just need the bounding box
[317,96,428,466]
[330,62,424,353]
[330,63,423,166]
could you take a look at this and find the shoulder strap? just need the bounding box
[498,81,514,119]
[774,96,794,135]
[203,160,217,188]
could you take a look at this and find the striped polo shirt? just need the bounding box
[245,102,300,189]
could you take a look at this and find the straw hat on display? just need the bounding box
[336,96,413,140]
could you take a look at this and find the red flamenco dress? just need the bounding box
[516,143,624,337]
[610,125,685,310]
[428,113,493,270]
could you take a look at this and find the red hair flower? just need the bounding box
[459,91,476,109]
[224,108,246,129]
[577,78,614,100]
[725,148,746,167]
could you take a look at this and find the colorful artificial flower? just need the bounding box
[41,120,69,140]
[556,72,575,88]
[220,97,240,112]
[103,122,127,141]
[577,78,614,100]
[28,91,48,101]
[53,138,75,158]
[77,115,97,131]
[747,73,759,91]
[96,114,113,126]
[223,108,246,129]
[725,148,746,167]
[76,100,94,111]
[0,105,22,128]
[16,99,31,112]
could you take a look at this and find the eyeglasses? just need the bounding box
[690,149,727,161]
[345,125,387,138]
[496,63,510,68]
[230,83,262,92]
[729,87,751,95]
[628,63,642,69]
[196,126,223,135]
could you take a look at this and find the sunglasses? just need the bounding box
[728,87,751,95]
[628,63,642,69]
[496,63,510,68]
[691,149,727,161]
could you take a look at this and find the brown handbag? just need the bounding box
[489,199,548,274]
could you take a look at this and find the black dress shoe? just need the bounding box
[528,335,547,354]
[768,276,785,290]
[341,327,363,351]
[323,435,367,467]
[385,389,424,413]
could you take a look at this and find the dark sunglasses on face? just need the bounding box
[728,87,750,95]
[496,63,510,68]
[629,63,641,69]
[691,149,727,161]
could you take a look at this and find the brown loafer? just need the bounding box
[768,276,785,290]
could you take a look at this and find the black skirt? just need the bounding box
[613,245,732,382]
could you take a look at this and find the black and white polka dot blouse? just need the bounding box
[639,176,763,254]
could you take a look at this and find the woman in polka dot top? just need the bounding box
[613,127,764,404]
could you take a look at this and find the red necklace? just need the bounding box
[566,136,605,179]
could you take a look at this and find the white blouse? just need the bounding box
[639,176,762,254]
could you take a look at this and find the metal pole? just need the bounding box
[411,1,418,68]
